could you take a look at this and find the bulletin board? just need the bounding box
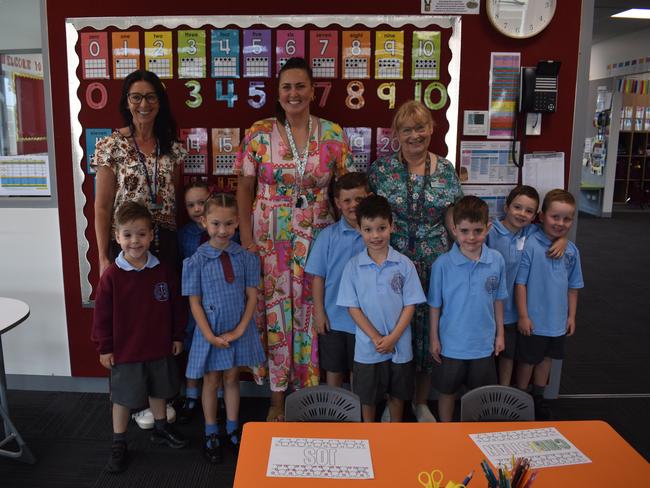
[65,14,462,306]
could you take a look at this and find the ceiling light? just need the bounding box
[611,9,650,19]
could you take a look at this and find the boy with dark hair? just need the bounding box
[92,201,187,473]
[515,189,583,419]
[428,195,507,422]
[337,195,426,422]
[305,172,370,387]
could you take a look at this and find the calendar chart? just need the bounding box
[81,32,109,79]
[243,30,271,78]
[111,32,139,79]
[145,31,173,79]
[342,31,371,79]
[178,30,207,79]
[309,30,338,78]
[211,30,240,78]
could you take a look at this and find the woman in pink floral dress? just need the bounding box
[235,58,353,420]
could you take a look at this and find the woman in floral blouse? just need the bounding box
[92,70,186,276]
[235,58,353,421]
[368,100,462,422]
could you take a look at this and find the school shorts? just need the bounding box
[319,330,355,373]
[353,360,414,406]
[516,334,565,365]
[501,323,518,359]
[110,355,180,409]
[434,355,497,395]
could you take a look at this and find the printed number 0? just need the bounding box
[185,80,202,109]
[345,81,365,110]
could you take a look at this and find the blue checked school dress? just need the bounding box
[182,241,265,378]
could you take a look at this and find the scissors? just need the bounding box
[418,469,445,488]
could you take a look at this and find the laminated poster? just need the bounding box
[81,32,110,80]
[276,30,305,76]
[178,30,207,79]
[180,128,209,175]
[342,31,371,79]
[211,30,240,78]
[309,30,338,79]
[144,31,173,79]
[211,128,240,176]
[111,32,139,79]
[243,29,271,78]
[344,127,372,173]
[375,31,404,80]
[488,52,520,139]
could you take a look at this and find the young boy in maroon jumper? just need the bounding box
[92,201,187,473]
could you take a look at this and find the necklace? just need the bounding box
[404,153,431,255]
[284,115,313,208]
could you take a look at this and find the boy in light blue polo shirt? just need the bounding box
[305,173,369,387]
[514,189,584,419]
[337,195,426,423]
[428,196,507,422]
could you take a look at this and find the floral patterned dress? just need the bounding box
[235,117,352,391]
[368,153,462,373]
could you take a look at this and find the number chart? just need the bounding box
[212,29,240,78]
[81,32,109,79]
[344,127,372,173]
[276,30,305,76]
[375,31,404,80]
[211,128,240,175]
[111,32,139,79]
[180,128,209,175]
[309,30,338,79]
[144,31,173,79]
[342,31,371,79]
[243,29,271,78]
[178,30,206,79]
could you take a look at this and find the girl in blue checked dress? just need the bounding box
[182,193,264,464]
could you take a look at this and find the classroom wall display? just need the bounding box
[65,14,461,307]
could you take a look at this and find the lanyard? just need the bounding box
[284,116,313,208]
[132,136,160,207]
[404,154,431,254]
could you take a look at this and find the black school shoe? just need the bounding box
[177,397,199,424]
[534,395,552,421]
[106,441,128,473]
[203,433,224,464]
[227,427,242,455]
[150,423,189,448]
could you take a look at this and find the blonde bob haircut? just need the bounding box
[391,100,435,137]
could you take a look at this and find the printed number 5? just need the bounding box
[248,82,266,109]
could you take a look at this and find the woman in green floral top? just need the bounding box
[368,100,462,422]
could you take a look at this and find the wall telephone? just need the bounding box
[520,60,561,113]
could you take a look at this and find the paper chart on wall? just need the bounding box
[522,152,564,204]
[469,427,591,469]
[267,437,374,479]
[461,185,515,221]
[459,141,519,184]
[0,154,51,196]
[488,52,520,139]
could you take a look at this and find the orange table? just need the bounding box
[234,420,649,487]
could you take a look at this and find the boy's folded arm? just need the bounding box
[348,307,382,343]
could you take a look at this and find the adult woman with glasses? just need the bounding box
[368,100,462,423]
[92,70,186,276]
[235,57,353,421]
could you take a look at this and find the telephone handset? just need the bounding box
[520,60,561,113]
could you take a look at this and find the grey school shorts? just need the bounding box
[516,334,565,365]
[501,323,518,359]
[434,355,497,395]
[110,355,180,409]
[319,329,355,373]
[353,360,414,405]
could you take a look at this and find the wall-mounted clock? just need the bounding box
[487,0,557,39]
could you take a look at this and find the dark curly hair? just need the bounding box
[119,70,178,155]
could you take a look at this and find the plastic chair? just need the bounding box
[460,385,534,422]
[284,386,362,422]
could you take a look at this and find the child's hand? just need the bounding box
[375,335,397,354]
[566,317,576,336]
[99,353,114,369]
[314,310,330,335]
[517,317,534,336]
[211,335,230,348]
[429,339,442,364]
[221,331,239,344]
[172,341,183,356]
[494,335,505,356]
[547,236,568,259]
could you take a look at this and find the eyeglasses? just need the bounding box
[127,92,159,104]
[399,124,429,137]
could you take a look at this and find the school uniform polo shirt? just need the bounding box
[305,218,365,334]
[486,221,539,324]
[515,232,584,337]
[428,243,508,360]
[336,246,426,364]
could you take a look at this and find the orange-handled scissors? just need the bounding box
[418,469,444,488]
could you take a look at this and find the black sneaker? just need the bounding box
[534,395,552,420]
[177,397,198,424]
[150,423,189,449]
[203,433,224,464]
[106,441,128,473]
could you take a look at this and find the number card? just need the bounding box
[85,128,112,174]
[276,30,305,76]
[211,29,240,78]
[211,128,240,175]
[342,31,371,79]
[180,128,208,175]
[309,31,338,79]
[344,127,372,173]
[243,29,271,78]
[376,127,400,158]
[111,32,139,79]
[178,30,206,79]
[375,31,404,80]
[81,32,109,79]
[412,31,440,80]
[145,31,173,79]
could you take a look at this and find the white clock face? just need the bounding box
[487,0,557,39]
